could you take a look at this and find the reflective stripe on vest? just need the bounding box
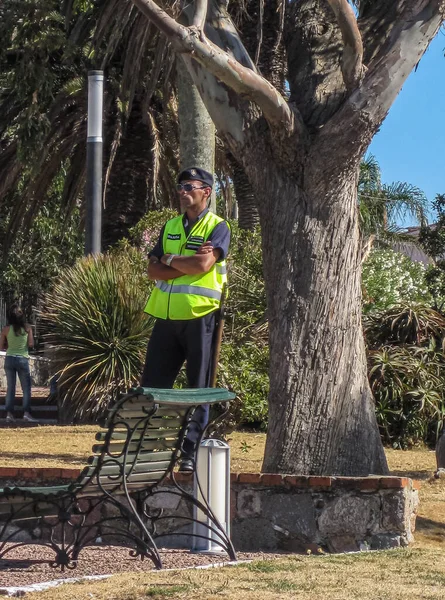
[144,211,229,320]
[155,281,222,301]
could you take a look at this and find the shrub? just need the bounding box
[364,303,445,348]
[365,302,445,447]
[362,248,431,314]
[124,208,178,254]
[42,247,153,421]
[369,342,445,447]
[218,341,269,429]
[219,224,269,428]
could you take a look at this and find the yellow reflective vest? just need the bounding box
[144,212,228,320]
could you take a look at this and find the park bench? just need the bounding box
[0,387,236,570]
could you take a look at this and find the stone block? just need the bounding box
[318,494,380,537]
[381,490,410,533]
[237,488,261,518]
[369,533,403,550]
[145,491,182,511]
[261,492,317,542]
[231,518,278,551]
[326,535,360,553]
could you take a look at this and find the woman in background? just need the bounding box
[0,305,38,423]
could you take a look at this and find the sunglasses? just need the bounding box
[176,183,208,192]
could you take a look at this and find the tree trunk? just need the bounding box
[229,154,259,230]
[246,149,387,475]
[176,61,216,212]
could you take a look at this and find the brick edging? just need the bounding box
[0,467,81,480]
[0,467,421,490]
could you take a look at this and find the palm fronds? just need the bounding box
[358,154,429,246]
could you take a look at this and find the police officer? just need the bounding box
[141,167,231,472]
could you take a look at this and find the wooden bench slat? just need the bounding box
[92,438,178,455]
[111,408,190,420]
[87,450,174,466]
[82,477,168,493]
[95,428,182,443]
[133,387,236,405]
[80,459,172,480]
[108,418,185,429]
[111,407,188,418]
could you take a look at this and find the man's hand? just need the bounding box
[196,241,214,255]
[147,255,183,281]
[149,243,221,280]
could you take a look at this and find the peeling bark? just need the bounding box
[326,0,364,90]
[131,0,297,130]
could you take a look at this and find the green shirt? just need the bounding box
[6,327,30,358]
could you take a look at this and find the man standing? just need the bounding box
[141,167,231,471]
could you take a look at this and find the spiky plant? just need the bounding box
[42,247,153,421]
[364,303,445,348]
[368,342,445,447]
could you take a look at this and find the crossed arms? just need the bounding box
[147,241,221,281]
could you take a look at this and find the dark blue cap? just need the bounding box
[178,167,213,188]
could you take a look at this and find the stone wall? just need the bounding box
[0,468,419,554]
[0,352,50,388]
[229,473,419,552]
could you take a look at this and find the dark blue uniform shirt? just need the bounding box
[149,209,231,262]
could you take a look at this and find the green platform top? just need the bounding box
[133,387,236,405]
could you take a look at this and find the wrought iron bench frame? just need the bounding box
[0,387,236,570]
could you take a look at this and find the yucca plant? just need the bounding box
[42,247,153,421]
[364,303,445,348]
[369,342,445,447]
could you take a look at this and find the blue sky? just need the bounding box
[368,28,445,227]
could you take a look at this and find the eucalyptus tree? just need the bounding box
[127,0,444,476]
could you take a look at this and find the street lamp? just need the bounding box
[85,70,104,256]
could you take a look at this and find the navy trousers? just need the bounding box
[140,311,216,457]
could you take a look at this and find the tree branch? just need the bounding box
[129,0,297,132]
[191,0,208,29]
[326,0,364,91]
[318,0,444,167]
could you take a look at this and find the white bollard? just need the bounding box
[192,439,231,553]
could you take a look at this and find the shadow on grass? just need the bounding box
[416,516,445,533]
[1,451,85,464]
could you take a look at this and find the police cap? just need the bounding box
[178,167,214,188]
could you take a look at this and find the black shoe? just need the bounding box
[178,458,194,473]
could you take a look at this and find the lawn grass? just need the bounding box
[2,428,445,599]
[26,548,445,600]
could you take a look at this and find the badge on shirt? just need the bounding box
[186,235,205,250]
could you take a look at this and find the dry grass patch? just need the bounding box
[30,549,445,600]
[1,427,437,476]
[0,428,268,471]
[0,425,96,468]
